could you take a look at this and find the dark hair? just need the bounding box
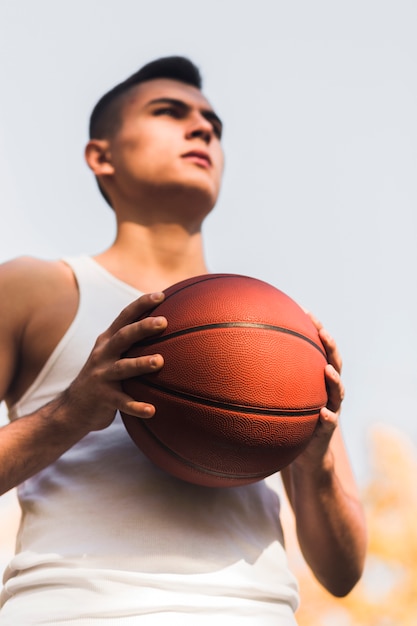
[89,56,202,140]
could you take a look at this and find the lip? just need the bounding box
[181,150,212,168]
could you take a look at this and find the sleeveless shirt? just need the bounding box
[0,256,299,625]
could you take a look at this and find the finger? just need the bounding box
[319,405,338,432]
[305,310,323,331]
[319,327,342,373]
[107,292,165,335]
[110,353,164,381]
[108,315,168,356]
[117,394,157,419]
[324,363,345,413]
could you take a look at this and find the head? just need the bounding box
[86,56,224,214]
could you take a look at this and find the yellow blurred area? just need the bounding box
[285,425,417,625]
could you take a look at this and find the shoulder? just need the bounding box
[0,255,72,282]
[0,256,75,298]
[0,256,76,335]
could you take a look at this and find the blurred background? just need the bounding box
[1,2,416,623]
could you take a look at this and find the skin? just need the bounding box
[281,320,367,596]
[0,78,366,598]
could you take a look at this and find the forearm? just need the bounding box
[0,393,92,495]
[283,452,367,596]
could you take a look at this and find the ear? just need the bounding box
[85,139,115,176]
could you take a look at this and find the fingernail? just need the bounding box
[153,316,166,327]
[142,405,155,417]
[150,292,164,301]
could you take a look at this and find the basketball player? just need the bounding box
[0,57,366,624]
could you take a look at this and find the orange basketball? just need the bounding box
[121,274,327,487]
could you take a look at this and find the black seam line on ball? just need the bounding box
[163,274,242,302]
[140,379,322,417]
[139,420,271,480]
[140,322,326,358]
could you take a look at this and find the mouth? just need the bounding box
[181,150,212,168]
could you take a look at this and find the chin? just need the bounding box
[161,176,219,209]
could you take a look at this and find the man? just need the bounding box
[0,57,366,624]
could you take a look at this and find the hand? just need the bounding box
[60,292,167,434]
[292,312,345,470]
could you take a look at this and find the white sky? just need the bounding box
[0,0,416,499]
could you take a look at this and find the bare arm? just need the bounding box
[0,261,167,495]
[281,321,367,597]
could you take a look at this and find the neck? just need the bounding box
[94,217,209,293]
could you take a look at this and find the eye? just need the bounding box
[154,107,180,118]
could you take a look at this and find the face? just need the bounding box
[106,78,225,210]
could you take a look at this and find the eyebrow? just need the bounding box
[146,97,223,133]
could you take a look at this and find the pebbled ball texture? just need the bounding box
[121,274,328,487]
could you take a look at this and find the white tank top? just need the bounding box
[0,257,299,625]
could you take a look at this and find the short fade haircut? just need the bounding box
[89,56,203,141]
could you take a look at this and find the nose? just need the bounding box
[186,112,214,144]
